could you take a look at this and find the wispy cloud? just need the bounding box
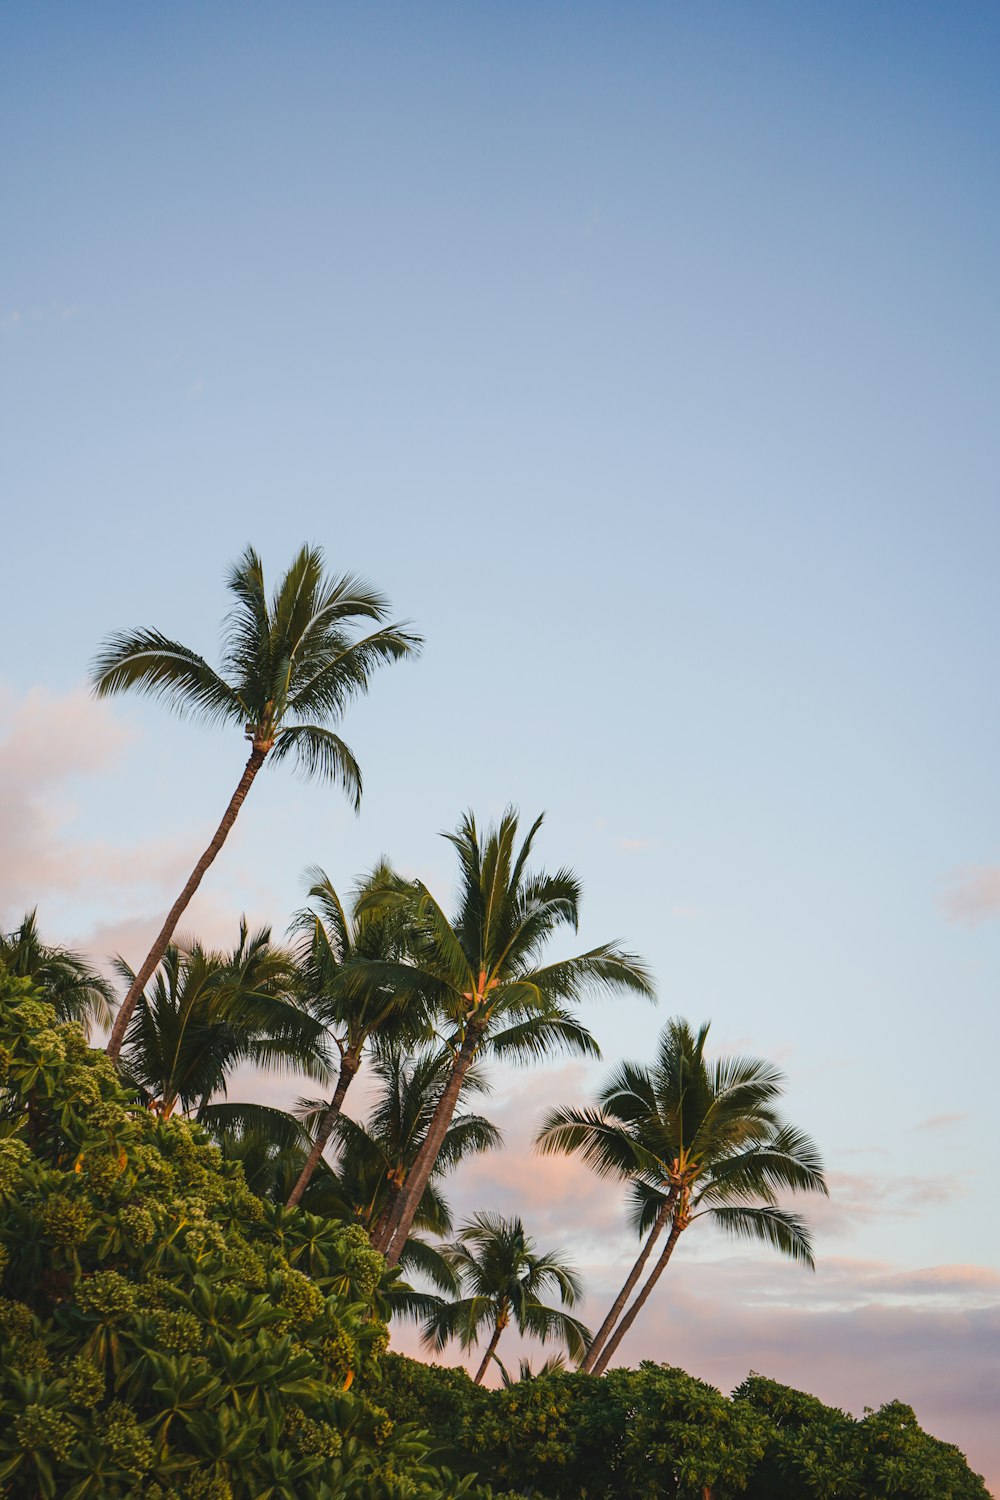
[941,865,1000,925]
[914,1112,969,1131]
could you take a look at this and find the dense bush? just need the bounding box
[377,1356,990,1500]
[0,971,467,1500]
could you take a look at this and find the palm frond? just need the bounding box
[705,1204,816,1268]
[90,629,247,727]
[269,726,362,805]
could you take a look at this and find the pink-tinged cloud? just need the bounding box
[915,1112,970,1131]
[0,685,193,917]
[942,865,1000,925]
[0,683,267,975]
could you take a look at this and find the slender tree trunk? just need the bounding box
[581,1193,675,1373]
[370,1175,403,1245]
[473,1319,505,1385]
[592,1216,685,1376]
[285,1051,361,1207]
[106,747,267,1062]
[375,1019,484,1265]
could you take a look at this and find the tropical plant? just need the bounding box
[285,864,431,1207]
[537,1018,828,1374]
[421,1212,590,1384]
[91,544,420,1060]
[358,808,654,1264]
[0,968,470,1500]
[493,1352,568,1386]
[115,920,329,1120]
[315,1047,501,1238]
[0,909,115,1038]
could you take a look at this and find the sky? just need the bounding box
[2,0,999,1489]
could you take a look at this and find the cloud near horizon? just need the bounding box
[0,685,263,966]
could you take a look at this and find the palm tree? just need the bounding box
[92,544,420,1060]
[421,1212,590,1384]
[493,1352,568,1386]
[0,910,116,1039]
[299,1046,502,1242]
[537,1018,827,1374]
[117,921,330,1119]
[358,808,654,1265]
[284,864,430,1208]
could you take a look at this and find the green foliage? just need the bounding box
[736,1375,991,1500]
[377,1357,990,1500]
[0,970,467,1500]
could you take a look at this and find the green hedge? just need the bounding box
[376,1356,990,1499]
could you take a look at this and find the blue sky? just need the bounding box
[3,2,999,1487]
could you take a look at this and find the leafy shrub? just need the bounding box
[0,971,464,1500]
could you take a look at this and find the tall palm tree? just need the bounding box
[358,808,655,1265]
[92,544,420,1060]
[284,864,430,1208]
[117,921,330,1119]
[421,1212,590,1384]
[0,909,116,1038]
[537,1018,827,1374]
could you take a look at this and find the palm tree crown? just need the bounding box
[92,544,420,1059]
[284,863,431,1207]
[537,1017,828,1373]
[0,910,116,1039]
[421,1212,590,1384]
[117,921,329,1120]
[360,807,655,1263]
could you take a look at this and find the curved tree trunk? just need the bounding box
[375,1018,484,1265]
[581,1193,675,1373]
[592,1217,685,1376]
[473,1318,506,1385]
[106,747,267,1062]
[285,1051,360,1207]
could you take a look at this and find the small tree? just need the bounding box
[421,1212,590,1384]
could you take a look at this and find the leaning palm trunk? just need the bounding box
[581,1192,675,1373]
[591,1215,685,1376]
[376,1021,483,1264]
[106,746,267,1061]
[285,1051,360,1207]
[474,1317,506,1385]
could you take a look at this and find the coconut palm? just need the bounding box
[116,920,330,1119]
[358,808,654,1264]
[92,544,420,1060]
[537,1018,828,1374]
[298,1045,502,1240]
[0,909,116,1038]
[421,1212,590,1384]
[284,864,431,1208]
